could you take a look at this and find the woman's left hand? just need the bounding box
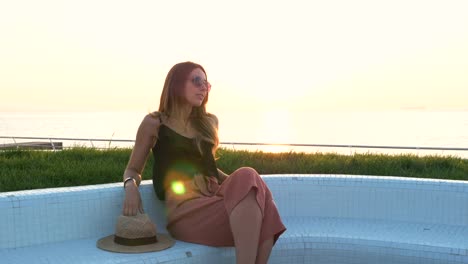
[193,174,219,196]
[218,173,228,184]
[217,169,229,184]
[193,174,211,195]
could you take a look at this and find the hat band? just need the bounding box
[114,235,158,246]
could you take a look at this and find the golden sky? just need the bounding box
[1,0,467,112]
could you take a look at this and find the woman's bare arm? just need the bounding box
[123,114,160,186]
[123,114,160,216]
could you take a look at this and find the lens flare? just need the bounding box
[171,181,186,195]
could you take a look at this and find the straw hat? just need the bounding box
[97,213,175,253]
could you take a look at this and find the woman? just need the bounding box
[122,61,286,264]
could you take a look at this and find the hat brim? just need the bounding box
[97,233,175,253]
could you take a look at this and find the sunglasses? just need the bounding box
[191,76,211,92]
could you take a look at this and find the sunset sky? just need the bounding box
[1,0,467,113]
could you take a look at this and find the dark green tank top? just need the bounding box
[152,122,219,201]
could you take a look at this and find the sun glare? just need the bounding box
[256,110,294,153]
[260,144,295,154]
[171,181,186,195]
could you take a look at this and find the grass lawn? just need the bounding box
[1,147,467,192]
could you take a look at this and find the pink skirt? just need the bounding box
[164,167,286,247]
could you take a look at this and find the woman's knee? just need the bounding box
[233,167,259,179]
[224,167,263,195]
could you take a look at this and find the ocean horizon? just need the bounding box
[1,110,467,158]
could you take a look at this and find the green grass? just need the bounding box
[1,147,467,192]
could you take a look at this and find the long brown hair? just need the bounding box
[151,61,219,156]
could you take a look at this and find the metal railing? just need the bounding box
[1,136,467,152]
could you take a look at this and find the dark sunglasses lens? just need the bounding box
[192,76,201,87]
[194,76,209,88]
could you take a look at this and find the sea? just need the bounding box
[0,110,467,158]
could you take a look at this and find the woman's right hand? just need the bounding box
[123,183,144,216]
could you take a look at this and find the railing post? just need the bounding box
[12,137,18,149]
[49,138,56,152]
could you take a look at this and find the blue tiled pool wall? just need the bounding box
[0,183,173,249]
[267,174,468,226]
[1,174,468,262]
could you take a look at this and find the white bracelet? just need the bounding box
[123,177,136,189]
